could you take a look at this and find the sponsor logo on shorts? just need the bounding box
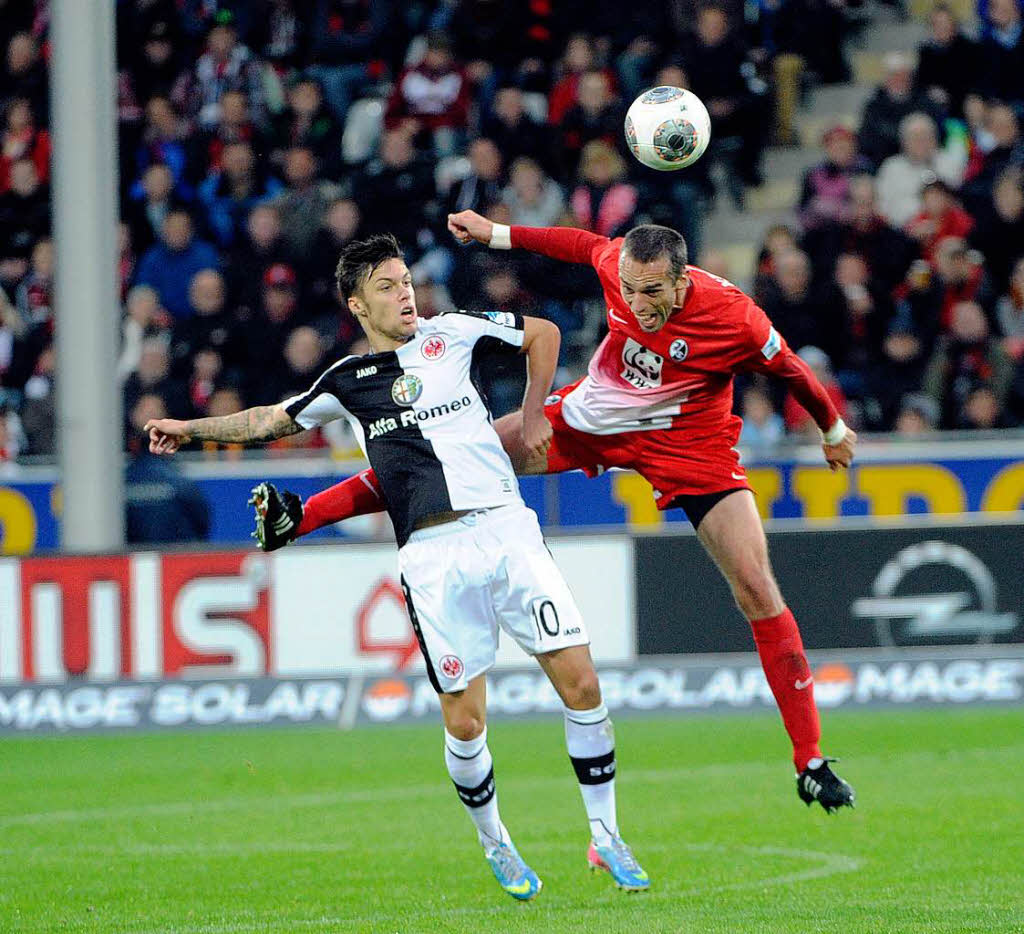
[544,393,561,406]
[439,655,464,679]
[391,374,423,405]
[620,338,663,389]
[669,338,689,361]
[421,336,446,360]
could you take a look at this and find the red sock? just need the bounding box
[296,469,383,536]
[750,608,821,772]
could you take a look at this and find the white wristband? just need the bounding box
[822,418,847,446]
[489,223,512,250]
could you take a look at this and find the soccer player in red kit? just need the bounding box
[251,209,857,813]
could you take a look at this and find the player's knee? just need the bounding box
[444,707,486,741]
[562,668,602,710]
[732,564,782,619]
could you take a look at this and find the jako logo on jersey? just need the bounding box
[421,336,446,360]
[391,374,423,405]
[483,311,516,327]
[439,655,464,679]
[761,327,781,361]
[356,365,378,378]
[621,338,663,389]
[367,396,474,439]
[669,338,689,361]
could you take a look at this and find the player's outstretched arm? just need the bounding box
[448,209,606,265]
[145,404,301,454]
[519,316,560,457]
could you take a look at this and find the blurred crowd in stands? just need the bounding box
[0,0,1021,463]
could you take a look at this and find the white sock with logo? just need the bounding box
[444,727,508,850]
[564,703,618,846]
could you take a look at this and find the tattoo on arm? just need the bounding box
[185,406,302,444]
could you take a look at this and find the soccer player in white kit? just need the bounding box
[144,234,648,899]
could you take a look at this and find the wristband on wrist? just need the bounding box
[489,223,512,250]
[822,417,847,446]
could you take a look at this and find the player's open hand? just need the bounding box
[144,418,192,455]
[823,426,856,471]
[447,210,493,246]
[522,411,553,459]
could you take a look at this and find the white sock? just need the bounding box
[564,703,618,846]
[444,727,508,850]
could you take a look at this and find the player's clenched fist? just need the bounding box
[823,426,857,471]
[522,411,553,458]
[144,418,192,455]
[447,210,493,246]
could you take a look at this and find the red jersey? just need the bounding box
[509,225,839,437]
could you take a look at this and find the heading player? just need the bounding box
[145,234,649,899]
[254,212,858,814]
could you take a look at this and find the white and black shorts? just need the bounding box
[398,503,590,693]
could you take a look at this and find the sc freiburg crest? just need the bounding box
[391,374,423,406]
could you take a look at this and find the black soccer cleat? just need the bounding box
[248,481,303,552]
[797,758,855,814]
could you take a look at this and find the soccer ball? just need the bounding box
[624,86,712,171]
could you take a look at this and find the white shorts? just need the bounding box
[398,503,590,693]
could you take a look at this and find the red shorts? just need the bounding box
[543,381,751,510]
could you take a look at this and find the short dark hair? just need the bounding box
[335,234,405,301]
[621,225,688,279]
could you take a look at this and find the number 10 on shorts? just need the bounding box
[531,597,561,641]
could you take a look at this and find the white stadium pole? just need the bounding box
[51,0,125,552]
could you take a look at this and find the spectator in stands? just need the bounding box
[307,0,391,122]
[962,103,1023,213]
[960,385,1005,429]
[803,174,917,294]
[241,262,305,403]
[979,0,1024,106]
[269,75,344,181]
[125,163,184,254]
[118,285,170,382]
[123,335,188,418]
[679,3,767,187]
[0,97,49,195]
[571,141,638,239]
[760,248,837,352]
[193,89,269,179]
[548,34,617,127]
[0,157,50,281]
[481,86,552,173]
[971,168,1024,293]
[754,224,799,304]
[172,10,267,132]
[225,204,298,320]
[125,392,211,543]
[558,70,624,179]
[738,384,785,456]
[131,96,195,202]
[996,255,1024,339]
[932,236,992,333]
[924,299,1014,426]
[829,252,893,398]
[305,197,363,325]
[858,52,944,168]
[914,4,978,118]
[905,178,974,265]
[273,145,343,256]
[876,112,967,227]
[198,140,284,248]
[502,156,566,228]
[385,31,470,157]
[127,17,185,106]
[170,269,243,382]
[134,209,220,320]
[249,0,307,75]
[893,392,939,435]
[2,32,48,124]
[797,125,872,230]
[265,325,327,403]
[447,138,504,216]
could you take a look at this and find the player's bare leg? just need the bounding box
[696,490,855,812]
[536,646,649,891]
[439,676,541,899]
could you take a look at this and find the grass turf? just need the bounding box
[2,706,1022,933]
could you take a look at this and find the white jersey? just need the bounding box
[284,310,525,546]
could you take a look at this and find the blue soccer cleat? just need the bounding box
[485,841,543,901]
[587,835,650,892]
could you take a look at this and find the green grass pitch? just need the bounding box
[3,707,1023,933]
